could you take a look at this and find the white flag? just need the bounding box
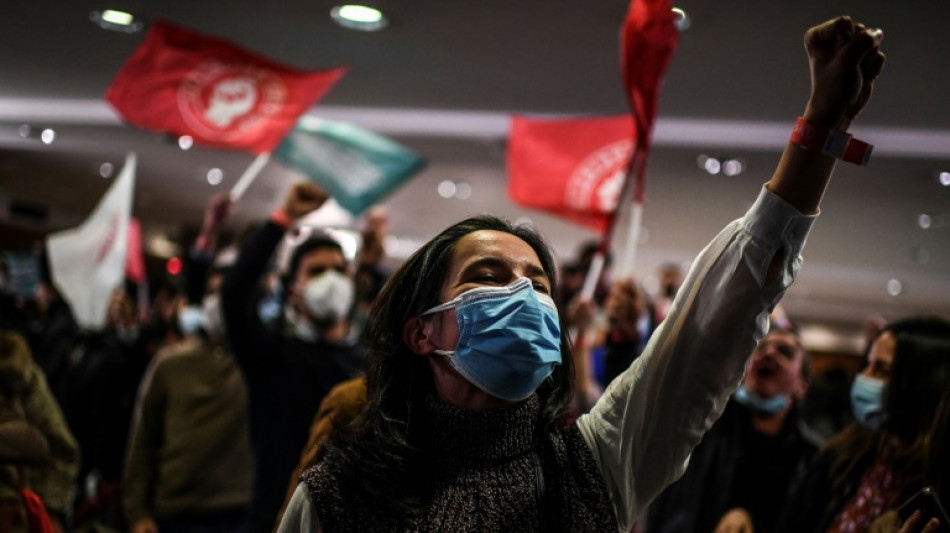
[46,152,137,330]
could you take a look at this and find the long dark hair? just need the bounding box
[925,388,950,511]
[320,214,575,518]
[826,316,950,505]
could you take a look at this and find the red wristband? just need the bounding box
[270,209,293,229]
[789,117,873,166]
[843,137,873,166]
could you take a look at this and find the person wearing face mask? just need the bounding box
[277,17,888,532]
[219,184,364,533]
[775,317,950,533]
[124,260,253,533]
[645,326,818,533]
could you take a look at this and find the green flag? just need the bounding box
[274,117,426,216]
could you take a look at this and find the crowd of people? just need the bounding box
[1,14,948,533]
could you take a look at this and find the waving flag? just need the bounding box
[507,115,635,231]
[125,218,145,284]
[46,153,137,330]
[105,21,346,154]
[620,0,679,204]
[274,117,426,216]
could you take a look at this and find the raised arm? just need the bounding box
[219,182,328,367]
[768,16,885,214]
[576,17,886,532]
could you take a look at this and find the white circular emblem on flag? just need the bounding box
[565,140,633,213]
[178,61,287,142]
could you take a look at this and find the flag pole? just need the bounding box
[616,148,647,279]
[230,152,271,202]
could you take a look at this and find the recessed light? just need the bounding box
[178,135,194,151]
[437,180,456,199]
[672,7,691,31]
[939,171,950,186]
[722,159,744,176]
[331,5,388,32]
[90,10,144,33]
[886,278,903,297]
[455,182,472,200]
[918,213,932,229]
[100,162,114,178]
[40,129,55,145]
[207,168,224,186]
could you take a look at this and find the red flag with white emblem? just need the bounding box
[506,114,635,232]
[105,21,346,154]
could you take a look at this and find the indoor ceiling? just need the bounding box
[1,1,948,350]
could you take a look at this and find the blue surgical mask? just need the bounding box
[733,384,790,414]
[177,305,204,336]
[422,277,562,402]
[850,374,887,430]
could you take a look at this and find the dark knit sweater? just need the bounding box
[302,394,617,532]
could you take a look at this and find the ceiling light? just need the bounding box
[207,168,224,186]
[671,7,691,31]
[703,157,721,175]
[918,213,932,229]
[99,162,114,178]
[886,278,903,297]
[102,9,133,25]
[437,180,456,199]
[721,158,744,176]
[331,5,388,31]
[178,135,194,150]
[18,124,55,144]
[455,182,472,200]
[939,171,950,186]
[90,9,144,33]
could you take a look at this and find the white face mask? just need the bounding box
[302,270,354,324]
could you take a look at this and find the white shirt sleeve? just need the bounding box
[576,185,816,533]
[277,483,322,533]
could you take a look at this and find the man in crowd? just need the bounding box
[220,183,364,532]
[646,326,819,533]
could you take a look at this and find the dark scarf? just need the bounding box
[302,394,617,532]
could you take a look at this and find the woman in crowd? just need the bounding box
[279,15,886,532]
[777,317,950,533]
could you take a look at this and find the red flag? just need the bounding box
[506,115,636,232]
[620,0,679,204]
[125,218,145,284]
[105,21,346,154]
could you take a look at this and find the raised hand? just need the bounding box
[281,182,329,220]
[803,16,886,129]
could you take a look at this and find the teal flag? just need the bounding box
[274,117,426,216]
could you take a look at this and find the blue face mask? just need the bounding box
[733,384,790,414]
[422,277,562,402]
[177,305,204,336]
[851,374,887,430]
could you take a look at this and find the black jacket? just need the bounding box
[220,220,363,533]
[647,400,818,533]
